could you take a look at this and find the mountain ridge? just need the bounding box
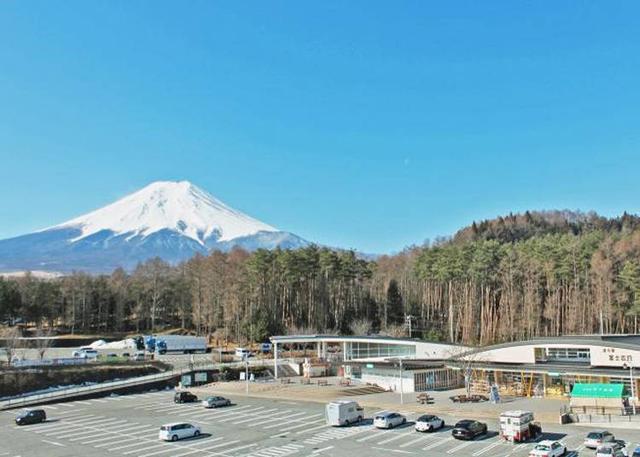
[0,181,308,273]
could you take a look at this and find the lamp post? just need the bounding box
[245,356,249,396]
[630,366,636,415]
[399,358,404,405]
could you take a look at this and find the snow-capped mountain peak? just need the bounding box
[1,180,308,272]
[53,180,278,245]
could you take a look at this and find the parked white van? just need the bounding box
[72,348,98,359]
[158,423,201,441]
[235,347,251,359]
[325,400,364,426]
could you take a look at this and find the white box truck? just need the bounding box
[325,400,364,426]
[154,335,208,354]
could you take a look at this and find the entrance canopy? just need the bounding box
[570,383,625,409]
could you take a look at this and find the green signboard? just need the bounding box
[366,363,374,369]
[571,383,624,398]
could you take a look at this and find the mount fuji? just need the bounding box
[0,181,308,273]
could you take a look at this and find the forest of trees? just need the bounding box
[3,210,640,346]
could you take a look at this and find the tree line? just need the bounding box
[3,210,640,345]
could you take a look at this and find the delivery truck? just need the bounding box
[145,335,208,354]
[499,410,542,442]
[325,400,364,426]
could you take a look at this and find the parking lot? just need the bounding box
[3,390,640,457]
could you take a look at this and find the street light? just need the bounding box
[244,356,249,396]
[399,359,404,405]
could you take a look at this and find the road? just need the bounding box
[2,390,640,457]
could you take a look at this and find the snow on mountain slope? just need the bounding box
[0,181,308,273]
[51,180,277,244]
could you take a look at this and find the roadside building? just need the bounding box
[270,334,640,400]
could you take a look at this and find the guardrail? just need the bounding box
[0,359,278,410]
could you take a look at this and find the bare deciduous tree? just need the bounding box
[349,318,372,336]
[34,327,54,360]
[2,327,22,366]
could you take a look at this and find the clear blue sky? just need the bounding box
[1,1,639,253]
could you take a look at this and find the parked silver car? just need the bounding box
[202,396,231,408]
[373,411,406,429]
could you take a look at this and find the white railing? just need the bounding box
[0,359,279,410]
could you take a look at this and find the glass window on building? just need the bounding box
[346,341,416,360]
[545,347,591,363]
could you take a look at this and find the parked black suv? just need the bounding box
[15,409,46,426]
[174,391,198,403]
[451,419,488,440]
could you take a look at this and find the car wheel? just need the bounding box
[194,430,200,437]
[441,421,445,428]
[389,423,394,429]
[402,418,406,424]
[171,435,178,442]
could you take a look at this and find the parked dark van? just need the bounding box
[15,409,46,425]
[174,391,198,403]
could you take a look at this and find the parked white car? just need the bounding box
[596,443,629,457]
[202,396,231,408]
[528,440,567,457]
[373,411,406,429]
[585,431,616,449]
[415,414,444,432]
[159,423,201,441]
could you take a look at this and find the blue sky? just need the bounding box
[1,1,639,253]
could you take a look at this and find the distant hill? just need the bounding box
[452,210,640,245]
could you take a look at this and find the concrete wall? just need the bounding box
[361,373,415,393]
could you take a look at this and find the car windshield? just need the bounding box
[597,449,613,455]
[418,415,433,421]
[160,426,169,431]
[17,411,30,418]
[588,433,603,439]
[374,416,385,420]
[534,445,551,451]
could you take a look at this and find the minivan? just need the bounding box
[16,409,47,425]
[373,411,406,429]
[158,423,200,441]
[15,409,46,425]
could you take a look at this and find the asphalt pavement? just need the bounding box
[3,389,640,457]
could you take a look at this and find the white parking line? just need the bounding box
[423,436,454,450]
[181,404,254,418]
[80,425,155,444]
[232,409,284,424]
[472,440,504,456]
[41,439,66,447]
[46,419,124,437]
[446,440,475,453]
[278,417,326,432]
[69,423,148,442]
[376,429,416,445]
[263,412,319,429]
